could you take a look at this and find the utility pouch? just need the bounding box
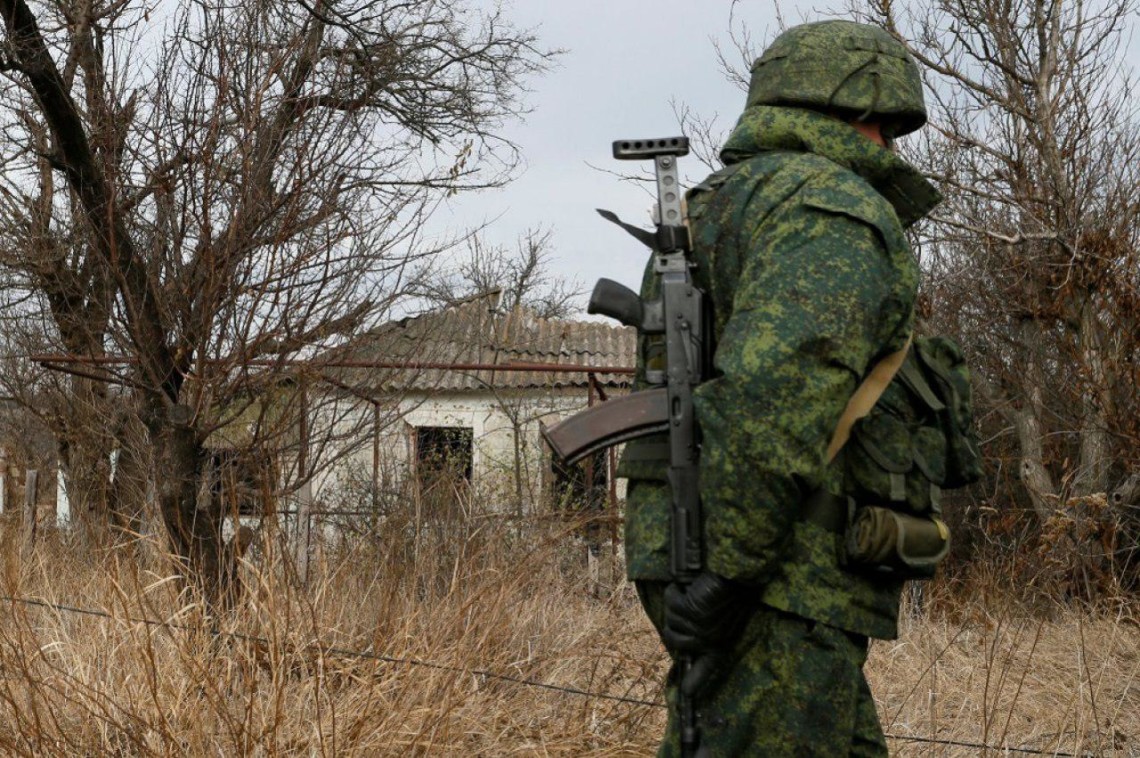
[844,506,950,579]
[842,335,981,516]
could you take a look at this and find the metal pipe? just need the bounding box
[30,354,635,375]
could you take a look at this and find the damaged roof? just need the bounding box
[321,290,637,393]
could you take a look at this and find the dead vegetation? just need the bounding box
[0,511,1133,757]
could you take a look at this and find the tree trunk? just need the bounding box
[152,417,230,607]
[108,410,151,539]
[1074,305,1112,496]
[1013,320,1060,519]
[1110,473,1140,509]
[57,376,115,532]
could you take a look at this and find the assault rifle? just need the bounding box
[541,136,711,758]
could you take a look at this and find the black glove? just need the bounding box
[662,572,747,652]
[662,572,752,698]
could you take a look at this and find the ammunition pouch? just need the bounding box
[844,336,981,516]
[828,335,976,580]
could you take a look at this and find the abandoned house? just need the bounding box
[0,292,636,537]
[303,290,637,519]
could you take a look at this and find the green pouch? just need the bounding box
[615,433,670,483]
[845,407,914,506]
[911,337,983,488]
[844,505,950,579]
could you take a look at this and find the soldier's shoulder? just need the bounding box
[784,154,904,247]
[689,152,905,250]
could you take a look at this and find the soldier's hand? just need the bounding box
[661,572,748,654]
[681,651,730,699]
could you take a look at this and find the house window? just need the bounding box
[415,426,474,491]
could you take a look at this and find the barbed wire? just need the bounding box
[0,594,1100,757]
[0,595,660,708]
[886,733,1093,756]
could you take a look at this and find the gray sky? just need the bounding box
[434,1,1140,303]
[433,0,800,296]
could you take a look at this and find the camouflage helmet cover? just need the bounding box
[746,20,927,137]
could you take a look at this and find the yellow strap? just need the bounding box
[826,335,913,464]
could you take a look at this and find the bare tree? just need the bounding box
[414,227,583,319]
[0,0,552,603]
[677,2,1140,591]
[854,0,1140,590]
[865,0,1140,489]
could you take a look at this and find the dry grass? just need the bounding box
[0,514,1136,756]
[874,602,1140,756]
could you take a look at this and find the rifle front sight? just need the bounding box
[612,137,689,160]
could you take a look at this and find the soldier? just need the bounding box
[619,20,960,756]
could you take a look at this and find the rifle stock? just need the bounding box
[540,388,668,465]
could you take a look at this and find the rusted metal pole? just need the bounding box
[0,446,7,514]
[609,445,619,581]
[585,374,597,499]
[32,354,636,375]
[590,372,621,583]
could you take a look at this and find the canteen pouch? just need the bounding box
[844,505,951,579]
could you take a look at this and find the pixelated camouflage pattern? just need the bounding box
[844,349,947,514]
[621,105,939,639]
[844,335,982,516]
[638,581,889,757]
[747,20,927,137]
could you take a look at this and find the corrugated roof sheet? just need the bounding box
[322,291,637,393]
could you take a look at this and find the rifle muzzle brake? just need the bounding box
[613,137,690,160]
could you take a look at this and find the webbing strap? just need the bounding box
[898,359,945,412]
[826,335,913,464]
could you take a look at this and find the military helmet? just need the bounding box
[746,20,927,137]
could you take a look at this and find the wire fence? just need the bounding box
[0,593,1104,757]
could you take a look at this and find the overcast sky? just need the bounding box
[433,1,1140,305]
[431,0,799,297]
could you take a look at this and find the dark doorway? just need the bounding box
[551,449,609,554]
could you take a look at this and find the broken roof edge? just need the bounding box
[320,293,637,393]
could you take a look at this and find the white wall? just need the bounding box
[310,387,601,513]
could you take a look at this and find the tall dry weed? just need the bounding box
[0,507,1135,756]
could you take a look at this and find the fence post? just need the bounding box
[23,469,38,555]
[56,467,71,526]
[295,480,312,584]
[0,447,7,514]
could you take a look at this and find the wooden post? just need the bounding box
[295,480,312,584]
[0,447,7,514]
[372,401,381,512]
[294,384,311,583]
[23,469,38,554]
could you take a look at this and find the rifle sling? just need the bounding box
[617,338,912,468]
[826,335,913,464]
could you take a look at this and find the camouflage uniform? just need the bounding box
[618,21,942,757]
